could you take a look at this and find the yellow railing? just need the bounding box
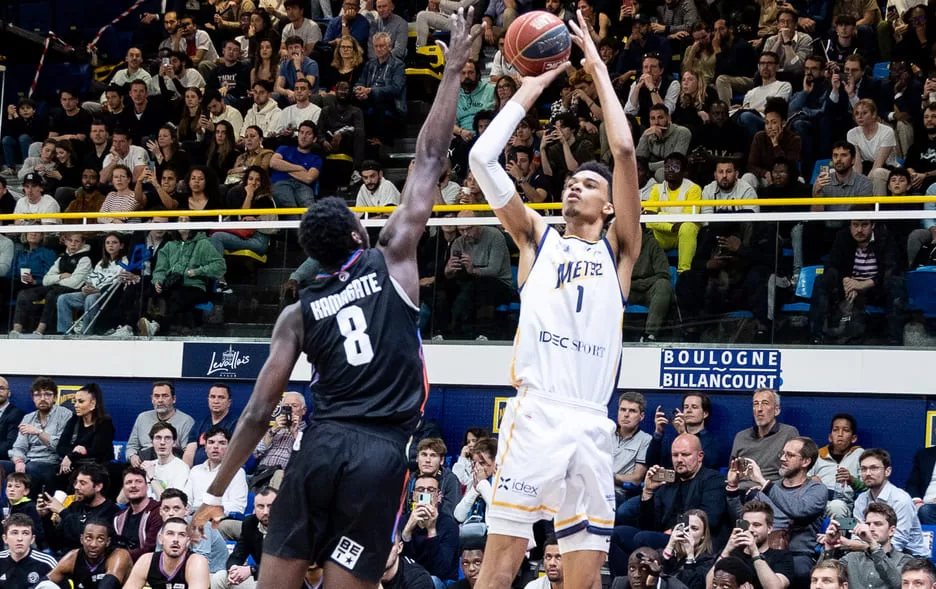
[0,195,933,223]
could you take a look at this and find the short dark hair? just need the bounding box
[764,97,788,120]
[284,0,304,8]
[123,466,148,483]
[461,535,486,552]
[715,556,756,586]
[203,89,223,105]
[664,151,689,170]
[832,140,857,159]
[463,427,490,446]
[543,534,559,549]
[6,472,30,490]
[256,486,278,498]
[149,421,177,440]
[153,381,176,397]
[294,78,313,92]
[777,7,798,19]
[926,102,936,115]
[245,125,264,138]
[204,425,231,442]
[760,51,780,64]
[82,518,112,536]
[649,103,670,116]
[104,84,124,97]
[834,13,857,26]
[161,487,189,506]
[161,516,189,531]
[3,513,34,533]
[253,79,274,93]
[741,500,774,527]
[223,39,241,50]
[413,472,442,488]
[573,161,613,201]
[285,35,305,48]
[130,79,148,91]
[473,110,494,133]
[793,437,819,469]
[619,391,646,413]
[509,146,533,161]
[209,383,232,398]
[830,413,857,433]
[299,197,362,269]
[361,160,382,174]
[865,502,898,527]
[860,448,892,469]
[812,560,848,585]
[806,54,827,67]
[298,118,316,133]
[555,112,580,133]
[30,377,57,395]
[74,462,109,490]
[844,53,864,68]
[682,393,712,417]
[714,157,737,170]
[889,167,912,186]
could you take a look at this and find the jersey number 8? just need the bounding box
[336,305,374,366]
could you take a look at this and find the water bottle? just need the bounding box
[834,480,848,501]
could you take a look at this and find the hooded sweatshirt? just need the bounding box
[152,232,226,291]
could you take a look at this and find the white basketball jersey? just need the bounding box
[510,226,625,406]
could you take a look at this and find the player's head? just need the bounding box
[299,196,369,271]
[159,517,191,557]
[80,519,112,561]
[460,536,485,586]
[561,161,614,228]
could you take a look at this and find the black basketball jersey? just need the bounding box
[145,552,192,589]
[72,548,113,589]
[299,248,427,433]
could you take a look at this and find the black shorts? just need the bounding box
[263,420,409,583]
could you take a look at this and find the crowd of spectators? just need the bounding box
[2,0,936,343]
[2,377,936,589]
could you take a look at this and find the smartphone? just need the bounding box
[820,165,830,177]
[676,514,690,528]
[837,517,859,531]
[735,519,750,531]
[622,0,633,10]
[841,71,850,84]
[162,57,170,67]
[652,469,676,483]
[417,492,432,506]
[887,5,898,21]
[672,409,680,418]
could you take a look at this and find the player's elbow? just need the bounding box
[467,145,492,178]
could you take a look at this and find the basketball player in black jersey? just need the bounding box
[124,518,209,589]
[38,520,132,589]
[191,8,479,589]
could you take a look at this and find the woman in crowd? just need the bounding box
[453,437,497,524]
[55,383,116,478]
[56,232,128,335]
[226,126,274,186]
[9,231,57,312]
[150,168,184,211]
[893,5,934,72]
[206,120,239,184]
[847,98,899,196]
[146,125,191,181]
[177,88,208,144]
[251,37,279,88]
[493,76,518,115]
[319,35,365,93]
[182,166,224,212]
[211,166,276,259]
[659,509,716,589]
[672,69,717,136]
[682,23,716,83]
[100,164,146,223]
[577,0,610,42]
[743,98,802,189]
[136,218,226,337]
[452,427,491,487]
[45,141,82,200]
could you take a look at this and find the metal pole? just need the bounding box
[0,64,6,150]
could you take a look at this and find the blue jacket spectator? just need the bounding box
[324,2,370,52]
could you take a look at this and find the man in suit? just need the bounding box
[907,446,936,525]
[210,486,277,589]
[0,377,26,461]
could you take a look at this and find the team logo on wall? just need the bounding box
[659,348,783,391]
[182,343,271,379]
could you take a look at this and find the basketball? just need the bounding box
[503,11,572,77]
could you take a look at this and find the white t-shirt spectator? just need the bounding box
[102,146,149,172]
[147,456,191,498]
[742,80,793,114]
[356,180,401,207]
[489,51,518,80]
[14,195,61,224]
[182,30,219,63]
[282,18,323,48]
[211,105,245,137]
[270,102,322,134]
[186,461,248,514]
[148,68,206,98]
[440,181,461,205]
[101,69,152,102]
[847,124,899,168]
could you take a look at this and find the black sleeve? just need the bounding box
[83,418,116,463]
[906,449,926,499]
[56,417,77,459]
[227,517,255,568]
[765,549,795,581]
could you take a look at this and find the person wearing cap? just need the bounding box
[13,173,61,226]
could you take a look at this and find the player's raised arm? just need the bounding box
[378,8,479,303]
[191,304,303,537]
[569,11,642,293]
[468,65,569,253]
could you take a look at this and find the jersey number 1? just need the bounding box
[575,285,584,313]
[336,305,374,366]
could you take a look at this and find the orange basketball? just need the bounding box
[503,11,572,77]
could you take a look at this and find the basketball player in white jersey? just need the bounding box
[467,11,642,589]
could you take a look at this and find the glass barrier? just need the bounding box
[0,199,934,348]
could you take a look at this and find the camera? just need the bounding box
[272,401,293,426]
[652,469,676,483]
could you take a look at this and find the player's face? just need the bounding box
[160,498,188,520]
[743,511,771,545]
[2,526,34,559]
[81,523,110,561]
[418,449,442,475]
[561,170,611,223]
[713,570,741,589]
[617,400,643,431]
[828,418,856,454]
[461,549,484,585]
[544,544,562,581]
[159,523,191,557]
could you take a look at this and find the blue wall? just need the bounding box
[4,376,929,484]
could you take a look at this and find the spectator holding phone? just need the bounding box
[726,437,827,585]
[818,502,909,589]
[609,434,728,577]
[658,509,716,589]
[400,472,460,585]
[711,500,794,589]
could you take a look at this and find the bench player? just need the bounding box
[467,11,642,589]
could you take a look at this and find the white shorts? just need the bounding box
[486,390,616,553]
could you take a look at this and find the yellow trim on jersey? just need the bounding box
[555,513,616,529]
[510,329,521,388]
[490,500,559,513]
